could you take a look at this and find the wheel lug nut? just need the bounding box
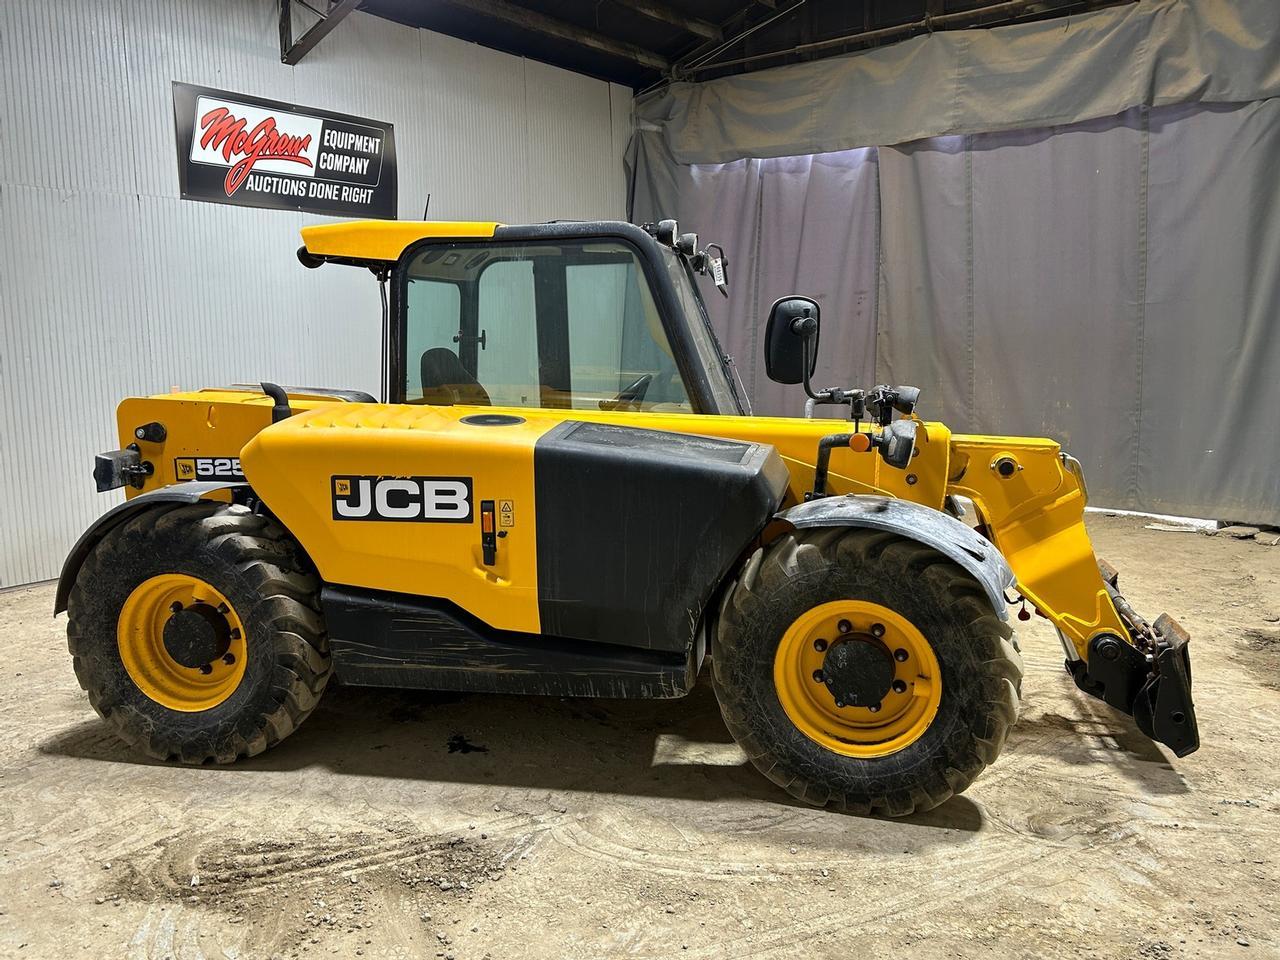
[894,648,909,662]
[216,603,229,615]
[892,679,907,694]
[868,702,881,713]
[223,653,236,665]
[199,664,213,675]
[812,669,825,683]
[834,700,845,709]
[837,619,851,635]
[229,628,241,640]
[870,623,886,638]
[813,638,827,652]
[169,602,183,613]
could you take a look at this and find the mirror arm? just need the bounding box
[799,328,854,407]
[799,327,829,403]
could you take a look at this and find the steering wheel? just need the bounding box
[600,373,653,411]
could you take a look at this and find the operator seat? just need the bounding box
[420,347,491,406]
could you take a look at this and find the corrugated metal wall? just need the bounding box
[0,0,633,588]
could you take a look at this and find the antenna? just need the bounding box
[422,193,431,220]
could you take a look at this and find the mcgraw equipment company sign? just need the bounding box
[172,82,397,218]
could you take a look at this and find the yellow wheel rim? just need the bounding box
[773,600,942,758]
[117,573,247,712]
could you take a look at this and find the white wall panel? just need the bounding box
[610,82,635,202]
[415,31,532,221]
[292,8,427,218]
[121,0,297,200]
[523,59,623,222]
[0,0,630,586]
[0,185,147,586]
[1,1,136,196]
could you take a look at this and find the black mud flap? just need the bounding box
[1132,615,1199,757]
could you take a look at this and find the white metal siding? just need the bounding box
[0,0,633,587]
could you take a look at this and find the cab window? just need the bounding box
[476,260,539,407]
[400,240,693,412]
[404,279,461,388]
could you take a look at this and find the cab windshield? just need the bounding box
[658,247,742,414]
[400,239,703,413]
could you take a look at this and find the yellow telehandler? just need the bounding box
[56,218,1197,815]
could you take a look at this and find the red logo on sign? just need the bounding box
[198,107,313,195]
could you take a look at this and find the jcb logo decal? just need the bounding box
[331,475,473,523]
[175,457,245,481]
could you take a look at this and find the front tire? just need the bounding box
[713,527,1022,816]
[67,502,331,764]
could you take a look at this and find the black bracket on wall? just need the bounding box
[279,0,362,66]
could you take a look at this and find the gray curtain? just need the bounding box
[631,0,1280,166]
[634,99,1280,524]
[881,100,1280,524]
[638,150,880,416]
[877,113,1149,504]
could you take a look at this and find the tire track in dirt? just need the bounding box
[0,796,246,873]
[674,811,1182,960]
[110,813,549,903]
[677,836,1052,959]
[551,798,1021,880]
[1,805,163,868]
[126,903,245,960]
[107,820,549,960]
[543,743,1274,959]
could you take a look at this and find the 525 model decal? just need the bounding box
[174,457,245,481]
[331,475,473,522]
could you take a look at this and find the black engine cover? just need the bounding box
[533,421,789,652]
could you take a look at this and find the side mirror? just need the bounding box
[764,296,820,385]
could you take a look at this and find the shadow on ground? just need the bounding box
[40,681,1004,832]
[1006,691,1191,797]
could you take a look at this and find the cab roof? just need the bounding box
[299,220,503,265]
[298,219,667,271]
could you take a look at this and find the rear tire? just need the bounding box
[713,527,1022,816]
[67,502,331,763]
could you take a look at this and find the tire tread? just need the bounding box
[66,503,330,765]
[713,526,1022,816]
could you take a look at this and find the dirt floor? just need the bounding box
[0,513,1277,960]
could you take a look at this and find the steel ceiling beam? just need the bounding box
[625,1,722,41]
[439,0,670,71]
[279,0,362,66]
[671,0,806,79]
[685,0,1130,75]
